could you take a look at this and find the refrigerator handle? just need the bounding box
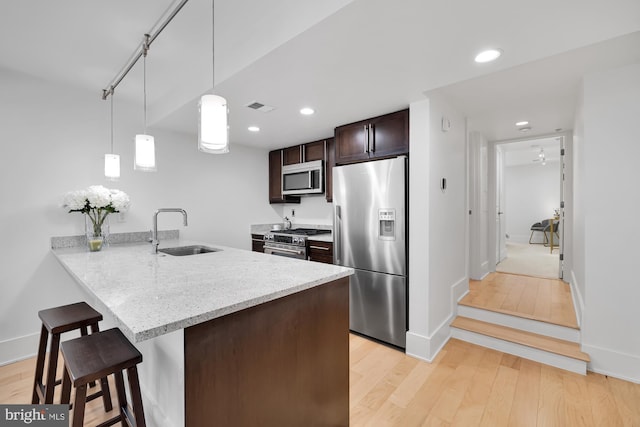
[334,205,341,264]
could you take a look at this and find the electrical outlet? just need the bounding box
[117,212,126,223]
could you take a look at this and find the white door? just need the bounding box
[558,136,565,279]
[496,146,507,263]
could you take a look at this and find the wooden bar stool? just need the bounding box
[32,301,112,411]
[60,328,146,427]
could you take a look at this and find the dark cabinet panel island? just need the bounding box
[53,238,352,427]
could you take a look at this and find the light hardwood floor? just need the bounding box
[460,272,578,329]
[2,334,639,426]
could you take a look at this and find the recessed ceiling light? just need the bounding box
[248,126,260,132]
[300,107,315,115]
[515,121,529,126]
[519,126,532,132]
[474,48,502,63]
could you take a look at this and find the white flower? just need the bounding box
[63,190,88,210]
[63,185,130,214]
[110,189,130,212]
[86,185,112,209]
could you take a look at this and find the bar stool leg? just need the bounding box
[31,325,49,404]
[114,371,128,427]
[127,366,147,427]
[60,365,72,406]
[72,384,87,427]
[89,323,113,412]
[44,333,61,404]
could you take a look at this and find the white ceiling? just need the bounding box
[2,0,640,150]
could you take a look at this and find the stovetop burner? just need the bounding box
[272,228,331,236]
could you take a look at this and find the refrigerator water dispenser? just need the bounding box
[378,209,396,240]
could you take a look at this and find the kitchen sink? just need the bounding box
[158,245,221,256]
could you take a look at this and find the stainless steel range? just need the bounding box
[263,228,331,260]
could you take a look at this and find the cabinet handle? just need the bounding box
[363,125,369,153]
[370,124,375,153]
[309,245,330,251]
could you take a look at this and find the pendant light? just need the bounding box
[104,87,121,180]
[135,35,157,171]
[198,0,229,154]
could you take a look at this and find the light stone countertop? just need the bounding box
[53,239,352,343]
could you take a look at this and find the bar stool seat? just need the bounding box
[61,328,146,427]
[32,301,112,410]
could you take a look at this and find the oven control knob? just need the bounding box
[293,237,299,244]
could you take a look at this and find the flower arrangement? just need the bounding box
[63,185,130,238]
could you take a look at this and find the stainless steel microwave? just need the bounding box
[282,160,324,195]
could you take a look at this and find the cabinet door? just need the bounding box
[308,241,333,264]
[335,120,370,164]
[369,109,409,159]
[251,234,265,253]
[269,150,300,204]
[325,138,335,202]
[283,145,302,165]
[304,140,325,162]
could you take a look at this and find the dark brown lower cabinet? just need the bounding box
[308,240,333,264]
[251,234,264,253]
[184,277,349,427]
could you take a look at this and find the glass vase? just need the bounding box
[85,214,110,252]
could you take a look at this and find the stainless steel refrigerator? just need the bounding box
[333,156,407,348]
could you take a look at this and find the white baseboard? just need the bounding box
[406,323,450,363]
[583,343,640,384]
[569,270,584,328]
[452,276,468,306]
[451,327,587,375]
[0,332,40,366]
[406,278,469,363]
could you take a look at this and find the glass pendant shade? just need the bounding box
[134,134,156,171]
[104,154,120,180]
[198,94,229,154]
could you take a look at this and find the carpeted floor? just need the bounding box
[496,241,560,279]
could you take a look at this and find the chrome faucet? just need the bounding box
[151,208,188,254]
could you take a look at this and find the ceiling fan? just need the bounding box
[533,148,547,165]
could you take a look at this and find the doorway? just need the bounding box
[493,136,564,279]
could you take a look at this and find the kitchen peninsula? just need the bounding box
[53,238,353,427]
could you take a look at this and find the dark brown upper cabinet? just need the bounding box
[325,138,335,203]
[282,146,302,166]
[304,140,325,162]
[269,149,300,204]
[334,109,409,165]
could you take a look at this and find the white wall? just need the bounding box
[504,161,560,243]
[276,195,333,227]
[407,93,468,361]
[574,62,640,383]
[0,67,280,364]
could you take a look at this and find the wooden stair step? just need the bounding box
[451,316,590,362]
[457,300,579,329]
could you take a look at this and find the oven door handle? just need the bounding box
[265,246,305,256]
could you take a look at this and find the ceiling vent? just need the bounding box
[245,101,276,113]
